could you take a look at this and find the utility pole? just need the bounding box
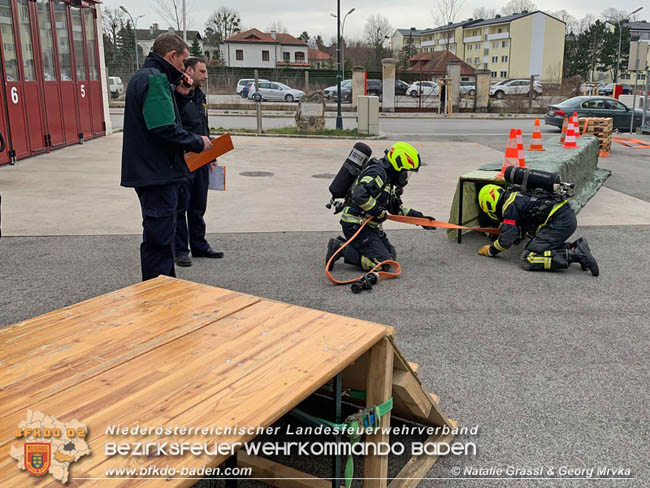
[182,0,187,41]
[120,6,144,70]
[335,0,342,130]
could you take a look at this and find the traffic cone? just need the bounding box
[528,119,545,151]
[515,129,527,168]
[563,119,579,148]
[572,112,581,138]
[497,129,519,177]
[560,116,568,144]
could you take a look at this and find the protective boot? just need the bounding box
[567,238,588,271]
[326,237,346,271]
[567,239,599,276]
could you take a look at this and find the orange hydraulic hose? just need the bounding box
[325,215,499,286]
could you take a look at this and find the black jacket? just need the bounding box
[340,159,421,228]
[490,189,569,255]
[120,52,204,188]
[176,87,209,137]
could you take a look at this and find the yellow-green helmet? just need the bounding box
[478,184,503,221]
[385,142,421,172]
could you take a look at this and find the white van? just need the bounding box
[108,76,124,99]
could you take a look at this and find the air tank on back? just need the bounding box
[329,142,373,199]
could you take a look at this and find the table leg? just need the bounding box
[332,373,342,488]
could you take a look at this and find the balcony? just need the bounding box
[463,35,482,43]
[487,32,509,41]
[421,40,436,47]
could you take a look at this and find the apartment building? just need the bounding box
[419,11,565,83]
[619,20,650,86]
[390,28,427,55]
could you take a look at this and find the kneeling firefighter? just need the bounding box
[477,168,599,276]
[326,141,434,271]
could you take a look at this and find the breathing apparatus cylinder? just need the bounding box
[329,142,373,199]
[504,166,564,193]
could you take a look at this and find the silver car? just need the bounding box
[248,81,305,102]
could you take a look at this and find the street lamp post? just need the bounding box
[331,5,355,130]
[606,7,643,83]
[120,6,144,70]
[331,8,355,81]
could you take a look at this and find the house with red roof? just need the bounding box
[220,28,309,68]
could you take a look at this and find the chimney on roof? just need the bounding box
[153,23,159,31]
[448,21,453,25]
[468,18,473,21]
[270,29,277,40]
[495,14,501,18]
[522,10,528,14]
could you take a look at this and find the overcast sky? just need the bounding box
[104,0,648,42]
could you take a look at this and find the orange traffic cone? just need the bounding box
[599,149,610,158]
[560,116,569,144]
[563,119,579,148]
[572,112,581,138]
[528,119,546,151]
[497,129,519,177]
[515,129,527,168]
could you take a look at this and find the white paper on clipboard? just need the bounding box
[208,165,226,191]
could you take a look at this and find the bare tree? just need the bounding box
[153,0,194,32]
[472,7,497,20]
[364,14,392,70]
[431,0,464,51]
[500,0,537,16]
[266,21,288,33]
[576,14,596,35]
[601,8,642,23]
[205,7,241,42]
[102,7,125,45]
[550,9,577,33]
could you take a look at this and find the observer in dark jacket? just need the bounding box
[121,33,212,281]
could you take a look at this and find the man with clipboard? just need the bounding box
[174,58,223,267]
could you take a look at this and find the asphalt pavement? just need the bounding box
[1,227,649,487]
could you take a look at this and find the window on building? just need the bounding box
[639,73,646,80]
[498,28,502,33]
[37,0,56,81]
[492,41,498,48]
[484,63,489,69]
[491,71,497,77]
[491,56,498,63]
[500,71,507,77]
[236,49,243,60]
[295,51,305,62]
[0,0,19,81]
[262,50,269,61]
[17,0,36,81]
[474,57,480,64]
[502,40,508,48]
[467,44,472,50]
[70,7,86,80]
[501,55,508,62]
[484,48,489,55]
[54,0,72,81]
[283,52,290,62]
[84,9,98,80]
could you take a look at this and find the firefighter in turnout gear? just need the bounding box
[477,184,599,276]
[326,142,434,271]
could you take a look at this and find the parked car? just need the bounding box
[323,79,352,100]
[366,79,382,96]
[459,81,476,96]
[108,76,123,99]
[544,96,649,132]
[248,81,305,102]
[598,83,634,96]
[395,80,410,96]
[406,81,438,98]
[236,78,269,96]
[489,79,543,99]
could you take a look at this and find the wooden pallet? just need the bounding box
[1,276,455,488]
[579,117,613,152]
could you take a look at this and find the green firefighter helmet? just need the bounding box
[385,142,421,172]
[478,184,503,221]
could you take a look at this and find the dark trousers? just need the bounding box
[520,204,577,271]
[175,165,210,256]
[341,223,396,271]
[135,184,178,281]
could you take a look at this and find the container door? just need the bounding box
[16,0,47,154]
[84,7,103,136]
[70,6,91,140]
[0,0,29,159]
[0,83,10,164]
[37,0,64,147]
[53,0,79,145]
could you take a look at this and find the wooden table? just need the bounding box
[1,276,453,487]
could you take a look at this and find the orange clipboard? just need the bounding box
[184,133,234,172]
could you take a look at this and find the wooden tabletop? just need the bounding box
[0,276,393,486]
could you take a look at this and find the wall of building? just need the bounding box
[221,43,278,68]
[509,17,533,79]
[279,45,308,63]
[541,15,565,83]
